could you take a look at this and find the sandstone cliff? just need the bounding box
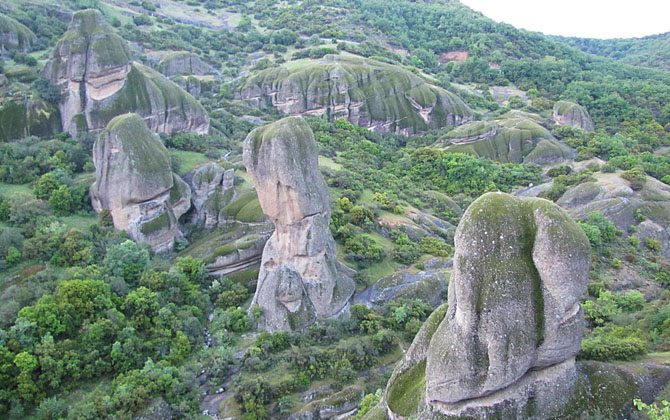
[0,13,35,54]
[243,116,355,332]
[553,100,595,132]
[44,9,209,136]
[90,113,191,252]
[237,54,473,136]
[439,112,572,164]
[382,192,592,419]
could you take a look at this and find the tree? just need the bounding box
[48,185,74,216]
[33,173,62,200]
[104,240,150,284]
[123,287,159,330]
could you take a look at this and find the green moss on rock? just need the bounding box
[239,54,472,134]
[0,13,35,52]
[387,360,426,416]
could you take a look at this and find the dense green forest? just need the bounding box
[0,0,670,419]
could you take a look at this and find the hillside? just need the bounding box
[0,0,669,419]
[554,32,670,72]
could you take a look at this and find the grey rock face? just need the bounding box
[553,101,595,132]
[243,116,355,332]
[191,162,229,219]
[90,113,191,252]
[157,51,214,77]
[354,270,447,308]
[383,192,591,419]
[44,9,209,136]
[237,54,472,136]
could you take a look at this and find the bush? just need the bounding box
[621,169,647,190]
[579,327,647,361]
[646,238,663,252]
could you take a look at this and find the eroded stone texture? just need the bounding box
[383,192,591,419]
[90,113,191,252]
[44,9,209,136]
[553,101,595,132]
[243,116,355,331]
[237,55,472,136]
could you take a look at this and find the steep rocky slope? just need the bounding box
[44,9,209,135]
[157,51,214,77]
[237,54,473,136]
[243,116,355,331]
[90,113,191,252]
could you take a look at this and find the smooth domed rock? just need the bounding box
[237,54,473,136]
[0,13,35,53]
[157,51,214,77]
[90,113,191,252]
[383,192,591,419]
[44,9,209,136]
[243,116,355,332]
[0,99,61,141]
[191,162,226,216]
[553,101,595,132]
[439,113,572,164]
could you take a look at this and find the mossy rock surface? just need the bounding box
[440,115,571,164]
[239,54,473,135]
[0,13,35,52]
[0,100,62,141]
[387,360,426,416]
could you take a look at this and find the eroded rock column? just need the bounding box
[243,116,355,332]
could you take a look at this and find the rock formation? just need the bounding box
[90,113,191,252]
[157,51,214,77]
[190,162,234,222]
[382,192,591,419]
[237,54,473,136]
[0,99,61,141]
[439,112,572,164]
[553,101,595,132]
[0,13,35,53]
[243,116,355,332]
[44,9,209,136]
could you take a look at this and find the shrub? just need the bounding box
[579,327,647,361]
[646,238,662,252]
[621,169,647,190]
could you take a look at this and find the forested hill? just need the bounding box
[2,0,670,419]
[553,32,670,72]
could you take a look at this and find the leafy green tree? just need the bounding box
[104,240,150,283]
[48,185,74,216]
[33,173,61,200]
[123,287,159,330]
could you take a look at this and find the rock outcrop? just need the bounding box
[382,192,591,419]
[243,116,355,332]
[237,54,473,136]
[0,99,61,141]
[553,100,595,132]
[90,113,191,252]
[44,9,209,136]
[157,51,214,77]
[439,113,572,164]
[0,13,35,53]
[190,162,235,222]
[354,270,447,309]
[555,172,670,258]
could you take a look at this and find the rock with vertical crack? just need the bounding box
[243,116,355,332]
[382,192,591,419]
